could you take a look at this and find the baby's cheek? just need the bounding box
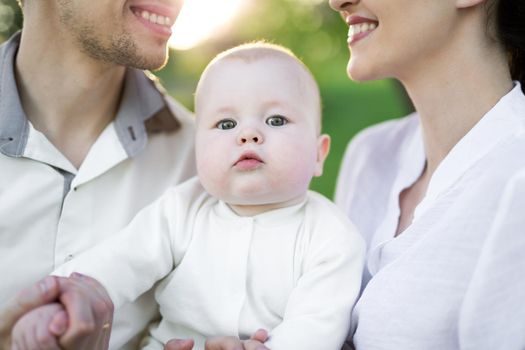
[276,146,317,189]
[286,164,316,190]
[196,150,226,194]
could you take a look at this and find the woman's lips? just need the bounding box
[345,16,379,46]
[347,21,378,45]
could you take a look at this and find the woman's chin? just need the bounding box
[347,61,380,82]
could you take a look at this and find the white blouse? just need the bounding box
[55,177,365,350]
[335,83,525,350]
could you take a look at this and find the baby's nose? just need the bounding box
[237,129,263,145]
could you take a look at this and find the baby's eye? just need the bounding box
[216,119,237,130]
[266,115,288,127]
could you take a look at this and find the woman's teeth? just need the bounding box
[348,22,377,42]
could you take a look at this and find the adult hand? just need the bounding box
[54,272,114,350]
[0,276,61,350]
[0,273,114,350]
[164,329,270,350]
[11,303,67,350]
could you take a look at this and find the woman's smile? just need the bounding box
[346,15,378,45]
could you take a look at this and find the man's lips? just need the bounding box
[130,4,178,36]
[131,3,179,21]
[234,152,264,170]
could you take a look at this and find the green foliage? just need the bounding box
[0,0,413,198]
[0,0,22,42]
[157,0,413,198]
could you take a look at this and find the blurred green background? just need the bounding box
[0,0,412,199]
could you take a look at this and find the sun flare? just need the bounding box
[169,0,246,50]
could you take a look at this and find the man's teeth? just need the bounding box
[348,22,377,41]
[138,10,172,27]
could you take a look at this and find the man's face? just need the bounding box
[195,56,328,210]
[56,0,183,70]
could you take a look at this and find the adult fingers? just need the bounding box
[55,274,112,349]
[164,339,195,350]
[48,308,68,336]
[72,273,113,350]
[0,276,60,350]
[34,308,63,350]
[58,282,96,347]
[0,276,59,329]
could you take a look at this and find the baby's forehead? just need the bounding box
[199,54,319,101]
[211,53,311,80]
[195,46,322,130]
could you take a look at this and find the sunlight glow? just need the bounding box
[169,0,245,51]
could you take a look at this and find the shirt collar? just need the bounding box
[0,32,29,157]
[214,196,307,227]
[114,68,166,157]
[415,82,525,217]
[0,31,174,160]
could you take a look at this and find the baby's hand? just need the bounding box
[164,329,270,350]
[11,303,68,350]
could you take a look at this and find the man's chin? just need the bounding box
[137,41,170,70]
[133,52,169,71]
[146,58,169,71]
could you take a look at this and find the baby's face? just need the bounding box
[195,56,329,215]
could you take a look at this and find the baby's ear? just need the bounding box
[314,134,331,177]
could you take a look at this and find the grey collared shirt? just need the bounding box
[0,31,196,350]
[0,31,168,164]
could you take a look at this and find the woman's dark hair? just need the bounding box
[494,0,525,92]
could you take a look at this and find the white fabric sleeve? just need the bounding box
[458,170,525,350]
[52,190,179,309]
[266,224,365,350]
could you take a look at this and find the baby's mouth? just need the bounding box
[234,152,264,170]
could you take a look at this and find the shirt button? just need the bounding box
[64,254,75,262]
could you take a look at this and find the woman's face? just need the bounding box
[329,0,462,82]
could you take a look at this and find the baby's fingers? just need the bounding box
[242,339,270,350]
[12,303,63,350]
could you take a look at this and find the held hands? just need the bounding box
[53,273,114,349]
[11,303,68,350]
[164,329,270,350]
[0,274,114,350]
[2,274,267,350]
[0,277,61,350]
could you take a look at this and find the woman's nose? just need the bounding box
[329,0,358,12]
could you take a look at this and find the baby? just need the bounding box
[15,43,365,350]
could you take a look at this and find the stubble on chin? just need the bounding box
[77,27,168,70]
[57,0,168,71]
